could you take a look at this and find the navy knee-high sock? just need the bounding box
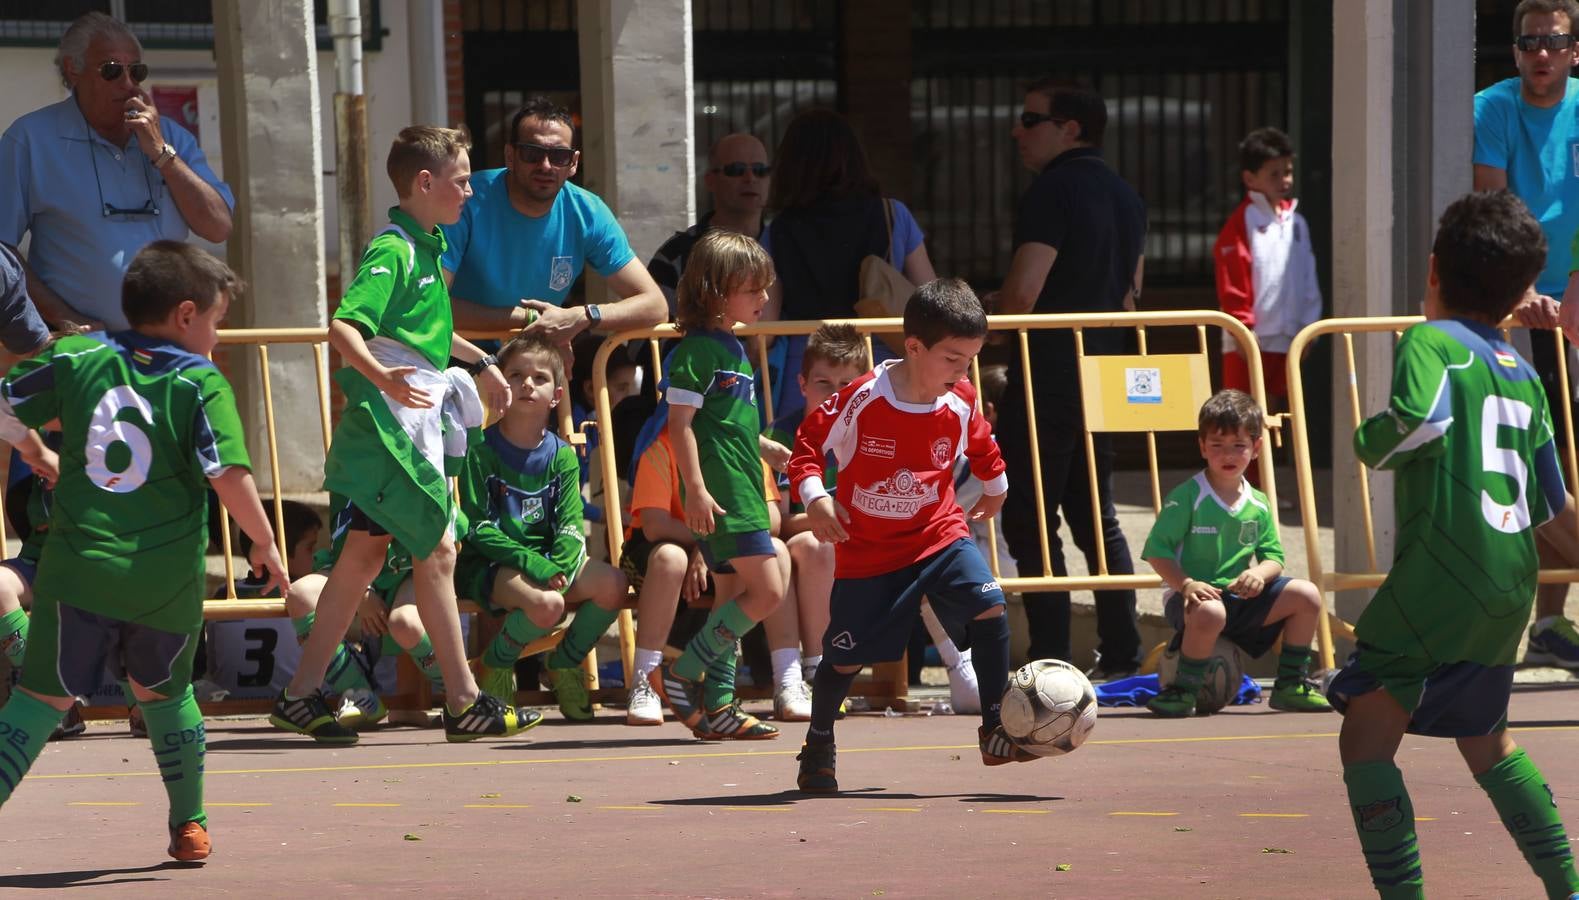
[806,661,856,746]
[966,614,1011,731]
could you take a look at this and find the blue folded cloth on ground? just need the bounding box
[1094,673,1262,707]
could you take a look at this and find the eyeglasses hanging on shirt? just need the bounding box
[83,108,160,219]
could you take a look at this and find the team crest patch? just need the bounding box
[1494,350,1518,369]
[852,468,938,520]
[930,437,952,469]
[1356,797,1404,833]
[549,256,574,292]
[831,631,856,650]
[522,496,544,523]
[1238,520,1259,546]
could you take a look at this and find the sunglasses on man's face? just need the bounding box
[514,142,576,167]
[98,60,149,83]
[1019,111,1071,130]
[1517,33,1579,52]
[712,162,771,178]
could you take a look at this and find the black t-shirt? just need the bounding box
[1014,147,1146,317]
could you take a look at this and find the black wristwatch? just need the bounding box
[584,303,602,330]
[467,353,499,376]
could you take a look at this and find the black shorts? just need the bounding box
[824,538,1004,666]
[1163,575,1291,659]
[343,501,390,537]
[619,533,713,604]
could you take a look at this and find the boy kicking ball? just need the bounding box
[789,278,1030,793]
[1332,190,1579,898]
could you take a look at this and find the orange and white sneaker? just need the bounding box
[168,820,211,862]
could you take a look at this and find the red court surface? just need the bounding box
[3,685,1578,898]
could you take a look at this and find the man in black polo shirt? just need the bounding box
[648,133,770,314]
[993,80,1146,678]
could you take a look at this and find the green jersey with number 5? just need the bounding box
[1354,319,1567,665]
[0,332,250,633]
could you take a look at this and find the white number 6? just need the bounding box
[85,386,154,493]
[1480,395,1533,534]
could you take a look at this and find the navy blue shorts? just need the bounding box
[1326,644,1513,738]
[2,556,37,587]
[1164,575,1290,659]
[342,501,390,537]
[697,529,774,575]
[823,537,1004,666]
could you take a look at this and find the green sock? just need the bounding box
[142,685,207,829]
[1276,643,1313,688]
[1172,655,1208,695]
[483,609,551,670]
[673,600,754,685]
[294,611,371,695]
[1343,761,1424,899]
[547,604,619,671]
[0,608,26,664]
[291,611,315,642]
[702,639,741,709]
[0,690,64,808]
[1475,748,1579,899]
[405,634,446,689]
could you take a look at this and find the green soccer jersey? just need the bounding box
[666,329,770,536]
[0,332,250,632]
[458,424,588,586]
[1354,319,1566,665]
[1141,472,1283,589]
[334,207,454,369]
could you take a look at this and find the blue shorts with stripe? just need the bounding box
[1326,643,1513,738]
[823,537,1004,666]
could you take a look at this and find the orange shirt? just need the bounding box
[626,431,777,540]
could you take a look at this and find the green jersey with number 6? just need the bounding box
[1354,319,1567,665]
[0,332,250,633]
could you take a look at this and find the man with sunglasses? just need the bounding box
[991,79,1146,680]
[1477,0,1579,669]
[649,133,771,315]
[441,96,665,349]
[0,12,232,331]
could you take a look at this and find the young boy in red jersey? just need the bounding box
[788,278,1030,793]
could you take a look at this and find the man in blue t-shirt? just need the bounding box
[440,96,666,349]
[1476,0,1579,667]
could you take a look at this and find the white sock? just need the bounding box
[633,648,663,682]
[771,648,802,691]
[802,654,822,680]
[955,646,974,672]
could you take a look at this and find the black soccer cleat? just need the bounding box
[796,742,838,793]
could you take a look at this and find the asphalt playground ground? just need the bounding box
[4,684,1579,898]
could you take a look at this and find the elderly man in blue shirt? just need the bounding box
[0,12,233,330]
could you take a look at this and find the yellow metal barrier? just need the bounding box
[1286,316,1579,673]
[591,310,1311,693]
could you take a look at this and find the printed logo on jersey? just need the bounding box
[710,369,756,406]
[930,437,952,469]
[1357,798,1404,833]
[1494,350,1518,369]
[1191,525,1217,535]
[522,496,544,524]
[549,256,574,292]
[842,386,874,427]
[417,275,436,289]
[132,348,154,367]
[370,265,392,276]
[852,468,939,520]
[981,581,1000,594]
[491,477,553,527]
[859,437,896,459]
[1238,521,1259,546]
[819,393,840,416]
[830,631,856,651]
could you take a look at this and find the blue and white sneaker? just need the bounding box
[1525,618,1579,669]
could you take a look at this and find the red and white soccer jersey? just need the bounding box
[788,360,1007,579]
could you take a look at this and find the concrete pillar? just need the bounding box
[408,0,448,126]
[577,0,695,278]
[214,0,329,496]
[1327,0,1474,630]
[840,0,912,202]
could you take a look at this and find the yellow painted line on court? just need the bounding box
[1417,817,1438,821]
[464,803,533,809]
[1109,811,1178,817]
[979,809,1050,815]
[861,807,922,812]
[1239,813,1308,818]
[333,802,401,808]
[599,805,663,811]
[68,801,140,807]
[722,806,788,812]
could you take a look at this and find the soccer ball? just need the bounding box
[1157,637,1247,714]
[998,659,1098,758]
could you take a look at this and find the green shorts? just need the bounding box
[21,595,198,698]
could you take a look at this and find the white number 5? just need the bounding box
[1480,395,1534,534]
[85,386,154,493]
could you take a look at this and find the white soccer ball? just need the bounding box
[1157,638,1247,714]
[999,659,1098,758]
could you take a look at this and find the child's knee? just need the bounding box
[526,591,565,629]
[387,605,424,645]
[1288,579,1324,614]
[647,542,687,575]
[285,574,325,619]
[1185,598,1227,631]
[419,536,457,571]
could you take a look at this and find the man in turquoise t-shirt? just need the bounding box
[440,96,666,348]
[1474,0,1579,666]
